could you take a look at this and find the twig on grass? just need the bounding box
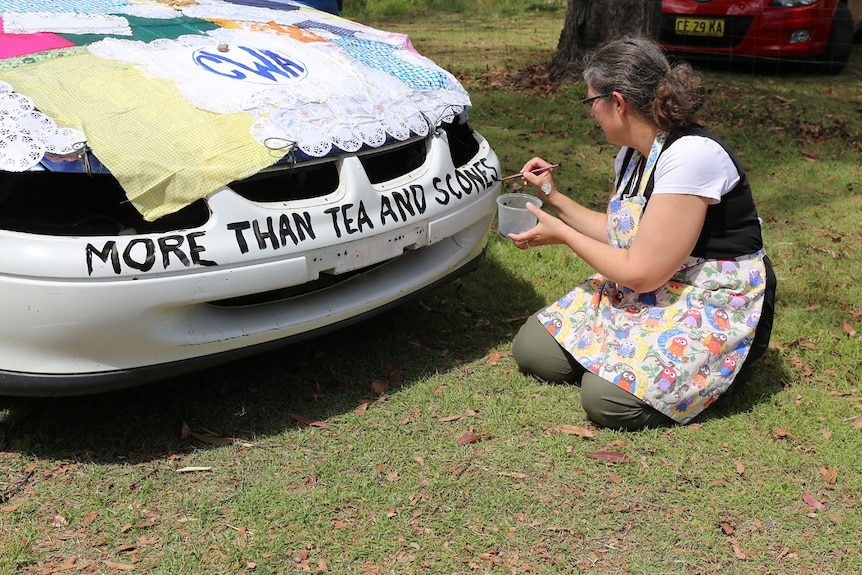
[0,469,34,504]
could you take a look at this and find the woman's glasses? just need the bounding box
[581,94,609,108]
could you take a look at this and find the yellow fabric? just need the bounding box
[0,52,277,221]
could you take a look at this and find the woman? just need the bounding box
[509,37,775,430]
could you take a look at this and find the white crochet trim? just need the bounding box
[87,25,470,158]
[116,5,182,19]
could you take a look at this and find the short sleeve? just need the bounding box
[652,136,740,205]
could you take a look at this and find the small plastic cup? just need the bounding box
[496,193,542,237]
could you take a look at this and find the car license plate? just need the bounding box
[675,17,725,37]
[327,226,427,274]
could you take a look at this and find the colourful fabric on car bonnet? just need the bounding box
[0,0,471,221]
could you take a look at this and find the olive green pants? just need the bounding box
[512,313,672,430]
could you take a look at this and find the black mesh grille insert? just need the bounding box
[228,161,340,203]
[0,171,209,236]
[359,138,428,184]
[443,120,480,168]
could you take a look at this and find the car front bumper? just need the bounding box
[0,131,500,396]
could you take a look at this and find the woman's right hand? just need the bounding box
[520,157,556,196]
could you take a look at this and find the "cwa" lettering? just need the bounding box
[193,46,307,83]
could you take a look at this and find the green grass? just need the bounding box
[2,6,862,575]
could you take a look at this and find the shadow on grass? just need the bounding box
[0,254,547,463]
[692,348,790,425]
[669,50,856,77]
[0,249,790,458]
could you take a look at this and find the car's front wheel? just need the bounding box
[818,2,854,74]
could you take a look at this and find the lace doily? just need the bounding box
[1,12,133,35]
[115,4,182,19]
[0,80,87,171]
[0,131,44,171]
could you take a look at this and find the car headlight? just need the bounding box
[770,0,818,7]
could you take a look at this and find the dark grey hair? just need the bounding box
[582,37,705,132]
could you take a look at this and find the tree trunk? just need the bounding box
[548,0,661,82]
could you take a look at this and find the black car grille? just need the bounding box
[442,120,481,168]
[0,120,480,236]
[357,120,479,184]
[660,14,753,50]
[231,120,480,198]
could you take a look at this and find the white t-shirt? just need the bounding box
[615,135,740,205]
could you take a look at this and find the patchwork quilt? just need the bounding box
[0,0,470,220]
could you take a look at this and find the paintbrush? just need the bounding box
[499,163,560,182]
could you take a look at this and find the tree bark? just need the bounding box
[548,0,661,82]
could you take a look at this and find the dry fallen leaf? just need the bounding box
[440,414,465,422]
[498,471,527,479]
[288,413,328,428]
[773,428,803,443]
[718,521,735,535]
[371,379,389,394]
[726,536,748,559]
[181,422,233,445]
[554,424,595,438]
[802,493,826,511]
[819,466,838,485]
[787,355,814,376]
[545,526,575,533]
[82,511,99,527]
[191,431,232,446]
[458,433,482,445]
[585,451,632,463]
[843,321,857,338]
[52,556,82,572]
[103,560,135,571]
[735,461,745,475]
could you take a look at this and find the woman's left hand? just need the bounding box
[507,201,572,250]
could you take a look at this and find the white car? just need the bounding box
[0,1,500,395]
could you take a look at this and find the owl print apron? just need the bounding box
[537,137,767,424]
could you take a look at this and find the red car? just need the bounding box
[660,0,862,73]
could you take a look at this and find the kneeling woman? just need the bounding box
[509,38,776,430]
